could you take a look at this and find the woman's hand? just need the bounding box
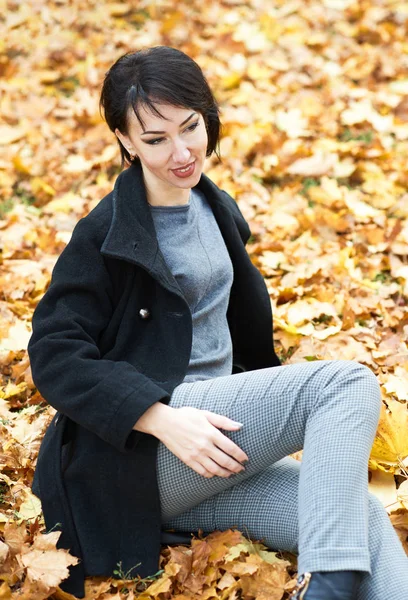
[154,406,249,478]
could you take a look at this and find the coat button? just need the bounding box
[139,308,150,320]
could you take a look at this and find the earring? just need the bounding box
[129,150,137,161]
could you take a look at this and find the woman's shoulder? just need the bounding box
[219,189,245,218]
[198,175,252,244]
[218,189,252,245]
[70,190,114,246]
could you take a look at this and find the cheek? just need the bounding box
[141,148,169,170]
[196,129,209,152]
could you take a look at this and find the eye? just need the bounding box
[185,121,199,133]
[146,137,164,145]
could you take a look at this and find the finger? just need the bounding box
[199,455,237,478]
[189,460,214,479]
[209,446,246,474]
[213,431,249,464]
[203,418,249,462]
[201,410,243,430]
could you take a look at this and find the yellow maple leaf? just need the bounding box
[137,573,172,598]
[16,490,42,522]
[370,399,408,472]
[30,177,56,197]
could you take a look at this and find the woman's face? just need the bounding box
[115,103,209,194]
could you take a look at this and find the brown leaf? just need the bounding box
[137,573,172,598]
[389,511,408,555]
[166,546,192,584]
[19,531,79,589]
[217,571,237,590]
[205,530,245,564]
[3,520,28,556]
[240,557,289,600]
[0,580,12,600]
[0,541,10,566]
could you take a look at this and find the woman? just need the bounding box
[28,47,408,600]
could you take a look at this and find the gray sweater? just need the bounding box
[150,187,234,383]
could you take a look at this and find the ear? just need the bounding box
[115,127,126,145]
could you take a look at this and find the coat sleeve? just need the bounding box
[27,215,170,454]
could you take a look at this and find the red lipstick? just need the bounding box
[171,161,196,178]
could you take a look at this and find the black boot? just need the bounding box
[290,571,363,600]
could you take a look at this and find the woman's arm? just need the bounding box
[133,401,173,435]
[134,402,249,478]
[28,215,170,455]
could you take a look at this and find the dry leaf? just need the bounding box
[1,0,408,595]
[370,400,408,472]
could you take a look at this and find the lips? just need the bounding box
[171,161,196,178]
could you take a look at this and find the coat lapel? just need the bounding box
[100,162,181,296]
[100,162,240,294]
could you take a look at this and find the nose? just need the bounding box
[172,138,191,165]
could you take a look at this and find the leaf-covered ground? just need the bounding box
[0,0,408,598]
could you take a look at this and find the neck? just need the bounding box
[143,173,191,207]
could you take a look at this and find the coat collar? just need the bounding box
[100,161,236,293]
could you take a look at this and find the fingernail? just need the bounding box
[233,421,244,426]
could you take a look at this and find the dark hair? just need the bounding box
[99,46,221,170]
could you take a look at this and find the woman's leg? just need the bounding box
[161,457,408,600]
[157,360,383,574]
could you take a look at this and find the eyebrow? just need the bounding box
[141,112,197,135]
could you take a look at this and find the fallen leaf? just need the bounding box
[370,400,408,472]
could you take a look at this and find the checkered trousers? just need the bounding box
[156,359,408,600]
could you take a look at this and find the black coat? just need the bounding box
[28,161,281,598]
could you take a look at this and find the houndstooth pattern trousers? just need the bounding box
[156,360,408,600]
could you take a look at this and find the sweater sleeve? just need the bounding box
[27,215,170,454]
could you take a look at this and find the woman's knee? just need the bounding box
[327,360,382,422]
[368,492,385,515]
[350,362,381,422]
[368,492,393,529]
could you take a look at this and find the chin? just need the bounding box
[174,180,197,190]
